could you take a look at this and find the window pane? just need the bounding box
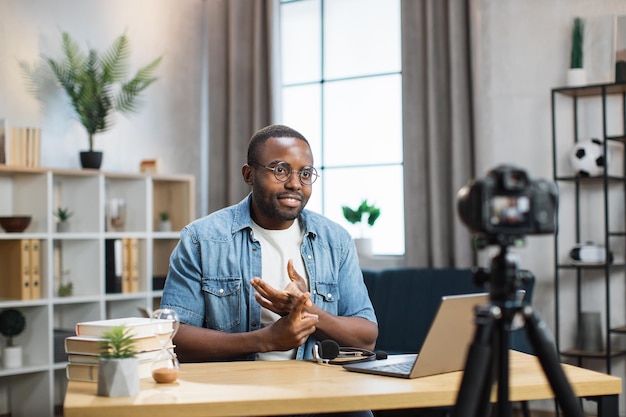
[322,166,405,255]
[280,0,321,84]
[323,74,402,167]
[281,84,322,167]
[324,0,401,79]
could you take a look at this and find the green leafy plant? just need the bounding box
[0,309,26,347]
[58,282,73,297]
[53,207,74,223]
[41,31,162,152]
[98,325,137,359]
[159,211,170,222]
[570,17,584,69]
[342,199,381,227]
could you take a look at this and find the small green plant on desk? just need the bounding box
[97,325,139,397]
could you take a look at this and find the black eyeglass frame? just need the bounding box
[248,161,319,186]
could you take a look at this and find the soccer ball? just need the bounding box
[569,138,607,177]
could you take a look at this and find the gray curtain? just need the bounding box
[401,0,474,268]
[206,0,274,213]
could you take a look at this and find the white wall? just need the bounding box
[0,0,205,215]
[473,0,626,413]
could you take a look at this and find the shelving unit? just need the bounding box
[0,166,194,417]
[551,82,626,376]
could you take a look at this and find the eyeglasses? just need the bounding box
[249,161,319,186]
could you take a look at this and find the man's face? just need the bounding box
[244,136,314,230]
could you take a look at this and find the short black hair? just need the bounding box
[247,125,310,164]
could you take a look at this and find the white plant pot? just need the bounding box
[157,220,172,232]
[567,68,587,87]
[97,358,140,397]
[2,346,22,368]
[354,238,373,258]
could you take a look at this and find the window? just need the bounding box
[278,0,404,255]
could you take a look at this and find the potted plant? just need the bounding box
[97,325,140,397]
[41,31,162,169]
[567,17,586,86]
[157,211,172,232]
[53,207,73,233]
[342,199,381,257]
[0,309,26,368]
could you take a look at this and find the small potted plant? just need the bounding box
[97,325,139,397]
[157,211,172,232]
[342,199,381,257]
[38,32,162,169]
[0,309,26,368]
[567,17,586,86]
[53,207,73,233]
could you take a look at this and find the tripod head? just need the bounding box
[471,234,533,305]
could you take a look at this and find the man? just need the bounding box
[160,124,378,365]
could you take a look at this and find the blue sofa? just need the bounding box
[361,268,535,355]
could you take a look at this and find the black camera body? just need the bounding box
[457,165,558,237]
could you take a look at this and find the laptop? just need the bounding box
[342,292,490,379]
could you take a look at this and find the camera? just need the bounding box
[457,165,558,237]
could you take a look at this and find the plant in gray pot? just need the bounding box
[40,32,162,170]
[0,309,26,369]
[97,325,139,397]
[53,206,74,233]
[342,199,381,257]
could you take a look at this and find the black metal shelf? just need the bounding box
[552,81,626,375]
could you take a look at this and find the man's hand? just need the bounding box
[251,259,310,316]
[266,292,318,351]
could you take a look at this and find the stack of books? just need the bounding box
[64,317,175,382]
[0,120,41,167]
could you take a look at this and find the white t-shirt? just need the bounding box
[251,219,308,360]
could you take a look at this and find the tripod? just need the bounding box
[452,237,584,417]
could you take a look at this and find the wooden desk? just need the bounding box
[64,351,621,417]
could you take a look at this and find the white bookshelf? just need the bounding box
[0,166,194,417]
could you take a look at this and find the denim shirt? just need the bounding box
[160,195,377,361]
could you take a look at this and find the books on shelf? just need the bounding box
[76,317,174,338]
[0,123,41,167]
[0,239,42,300]
[105,238,141,294]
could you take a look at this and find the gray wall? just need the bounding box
[0,0,205,215]
[473,0,626,413]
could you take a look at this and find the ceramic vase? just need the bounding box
[97,358,140,397]
[2,346,22,368]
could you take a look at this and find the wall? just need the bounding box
[473,0,626,413]
[0,0,205,215]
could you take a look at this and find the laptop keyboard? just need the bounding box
[370,360,413,374]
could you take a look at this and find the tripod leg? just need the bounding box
[452,307,497,417]
[522,306,585,417]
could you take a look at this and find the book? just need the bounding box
[127,237,140,292]
[67,348,168,365]
[0,239,32,300]
[29,239,41,299]
[121,238,131,293]
[105,239,123,293]
[75,317,173,339]
[66,360,153,382]
[0,118,6,165]
[64,335,171,355]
